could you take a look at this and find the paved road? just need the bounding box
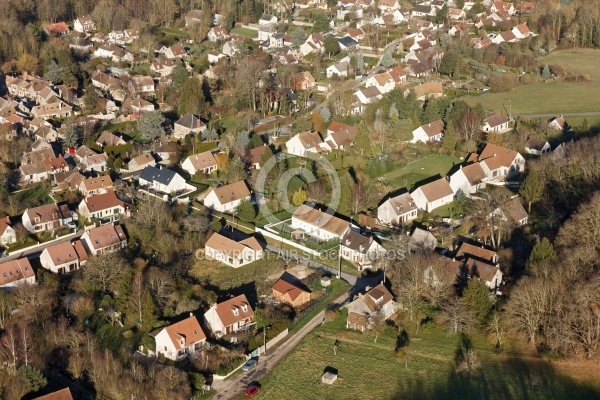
[1,229,83,262]
[210,291,347,400]
[517,112,600,118]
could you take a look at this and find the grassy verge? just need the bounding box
[382,154,462,191]
[289,279,349,333]
[260,310,600,399]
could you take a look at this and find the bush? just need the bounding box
[488,73,518,93]
[324,310,337,320]
[215,357,245,376]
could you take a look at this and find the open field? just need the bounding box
[382,154,462,191]
[464,49,600,115]
[259,310,600,400]
[231,27,258,38]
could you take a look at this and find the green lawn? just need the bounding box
[382,154,462,191]
[189,253,287,290]
[231,27,258,38]
[259,310,600,400]
[464,49,600,115]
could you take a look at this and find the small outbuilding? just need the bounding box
[322,371,338,384]
[321,276,331,287]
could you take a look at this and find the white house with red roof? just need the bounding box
[204,294,255,336]
[0,217,15,245]
[39,240,88,274]
[410,120,445,143]
[151,315,206,360]
[0,258,36,288]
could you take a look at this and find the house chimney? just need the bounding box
[190,312,194,317]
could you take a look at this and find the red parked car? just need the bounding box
[244,385,260,398]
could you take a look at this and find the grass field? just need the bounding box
[464,49,600,115]
[231,27,258,38]
[259,310,600,400]
[382,154,462,191]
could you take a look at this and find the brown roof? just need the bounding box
[486,112,509,128]
[328,121,353,133]
[500,197,528,223]
[162,316,206,349]
[412,82,443,98]
[86,224,126,250]
[25,203,71,225]
[169,45,187,56]
[478,143,520,171]
[297,131,323,149]
[0,258,35,286]
[97,131,125,146]
[346,28,364,38]
[359,86,382,99]
[388,66,406,83]
[0,216,10,236]
[465,258,500,283]
[456,242,497,264]
[209,180,251,205]
[362,283,394,313]
[214,294,254,328]
[45,22,69,34]
[440,257,464,284]
[330,127,357,148]
[459,163,487,186]
[418,119,444,137]
[44,240,88,266]
[387,193,417,215]
[185,151,218,172]
[526,137,548,151]
[247,145,268,165]
[341,231,373,254]
[22,148,56,164]
[33,388,73,400]
[272,279,309,301]
[415,178,453,202]
[293,204,350,237]
[81,175,113,192]
[205,232,262,257]
[129,153,155,168]
[83,190,125,212]
[373,72,393,87]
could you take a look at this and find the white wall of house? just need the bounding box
[0,226,16,245]
[411,188,453,212]
[39,249,81,274]
[290,217,347,241]
[205,245,262,268]
[377,200,418,225]
[203,190,249,213]
[449,170,484,195]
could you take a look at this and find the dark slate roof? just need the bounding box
[139,165,178,185]
[337,36,359,48]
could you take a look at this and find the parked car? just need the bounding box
[244,385,260,398]
[67,222,77,229]
[242,359,257,371]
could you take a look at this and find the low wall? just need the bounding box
[252,328,289,357]
[255,227,321,256]
[212,359,247,381]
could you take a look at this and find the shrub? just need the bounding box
[324,310,337,320]
[488,73,518,93]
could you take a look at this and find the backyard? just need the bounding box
[259,310,600,400]
[464,49,600,115]
[382,154,462,191]
[230,27,258,38]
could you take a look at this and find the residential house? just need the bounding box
[39,240,88,274]
[127,153,156,172]
[70,37,94,52]
[448,7,466,20]
[492,197,528,226]
[34,126,59,142]
[272,279,311,307]
[165,45,188,59]
[20,157,68,184]
[300,33,325,56]
[22,148,56,165]
[388,66,407,86]
[525,137,551,155]
[150,58,180,77]
[260,14,278,25]
[208,51,226,64]
[455,242,503,290]
[0,258,36,289]
[411,82,444,101]
[22,203,73,233]
[410,120,445,143]
[173,114,206,139]
[203,180,251,213]
[125,97,154,114]
[548,115,568,131]
[353,86,382,112]
[346,283,398,331]
[154,142,180,163]
[483,112,510,133]
[32,388,73,400]
[128,76,155,98]
[291,71,316,91]
[490,1,515,15]
[512,23,533,39]
[81,223,127,255]
[378,0,400,12]
[340,231,384,270]
[182,151,218,175]
[323,122,357,150]
[291,203,352,241]
[377,192,418,226]
[74,16,95,32]
[79,153,109,173]
[337,36,359,51]
[223,39,244,57]
[96,131,126,147]
[258,24,276,41]
[139,166,190,193]
[365,72,395,94]
[44,22,70,36]
[31,98,72,119]
[449,163,488,195]
[326,61,349,78]
[409,227,437,252]
[411,5,437,17]
[469,143,525,181]
[207,27,230,42]
[151,316,206,361]
[345,27,365,41]
[78,191,130,223]
[0,217,16,245]
[246,145,269,169]
[205,232,264,268]
[269,33,285,48]
[285,131,324,157]
[411,178,454,211]
[204,294,255,336]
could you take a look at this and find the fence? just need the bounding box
[289,287,333,332]
[256,227,321,256]
[250,328,289,357]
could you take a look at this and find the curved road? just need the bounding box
[518,112,600,118]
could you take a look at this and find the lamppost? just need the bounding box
[263,326,271,354]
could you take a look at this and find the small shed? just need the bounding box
[322,371,338,384]
[321,276,331,287]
